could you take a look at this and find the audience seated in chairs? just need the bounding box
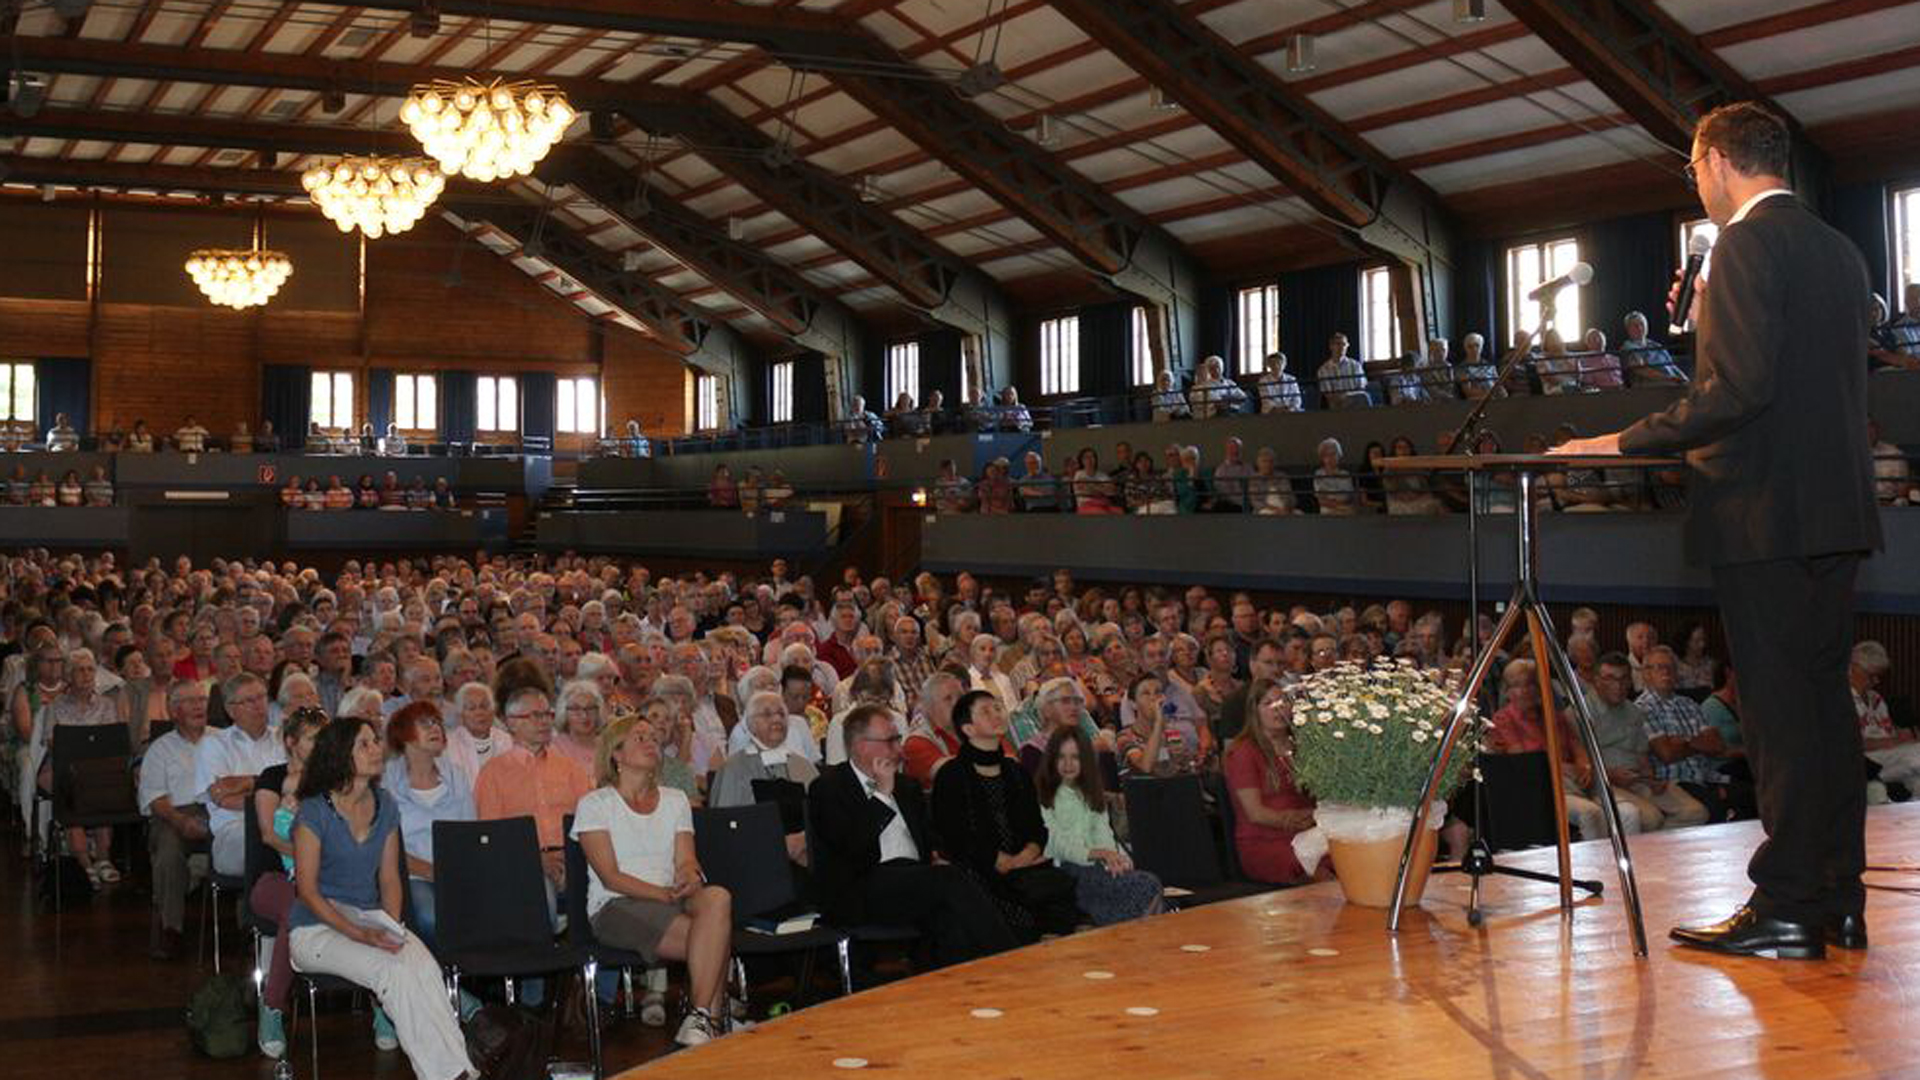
[1583,652,1709,832]
[137,679,214,961]
[1853,641,1920,805]
[1037,726,1163,924]
[1223,679,1319,885]
[709,690,819,865]
[1637,645,1737,822]
[383,700,476,950]
[475,687,594,895]
[574,712,737,1047]
[247,706,329,1057]
[286,717,476,1079]
[1491,657,1642,839]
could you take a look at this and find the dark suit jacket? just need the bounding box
[1619,194,1881,565]
[807,761,937,925]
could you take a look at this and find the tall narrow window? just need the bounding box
[696,374,720,431]
[0,362,35,424]
[1039,315,1080,396]
[884,341,919,406]
[393,372,438,432]
[1504,237,1583,345]
[770,361,794,424]
[1894,185,1920,300]
[557,375,599,435]
[309,370,354,429]
[1359,267,1401,361]
[1130,306,1154,386]
[476,375,518,433]
[1234,283,1280,374]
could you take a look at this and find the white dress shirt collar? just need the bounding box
[1728,188,1793,226]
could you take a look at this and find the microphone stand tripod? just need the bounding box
[1429,292,1604,926]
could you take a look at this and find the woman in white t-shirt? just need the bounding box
[572,714,735,1048]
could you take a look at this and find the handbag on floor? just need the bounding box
[464,1004,548,1080]
[185,974,252,1059]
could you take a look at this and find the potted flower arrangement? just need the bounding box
[1290,658,1480,908]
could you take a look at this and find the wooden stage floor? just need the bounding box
[628,806,1920,1080]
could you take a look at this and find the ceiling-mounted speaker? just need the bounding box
[411,1,441,38]
[589,111,615,142]
[1148,85,1181,112]
[760,142,796,169]
[1453,0,1487,22]
[1286,34,1315,74]
[8,74,47,119]
[321,87,346,113]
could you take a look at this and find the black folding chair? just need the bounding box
[436,817,602,1079]
[562,820,655,1027]
[693,802,847,1012]
[800,801,919,995]
[45,724,142,909]
[1122,774,1270,907]
[1472,751,1562,850]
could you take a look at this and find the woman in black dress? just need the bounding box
[931,690,1082,942]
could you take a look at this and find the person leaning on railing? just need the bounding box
[1015,451,1058,512]
[1256,352,1303,413]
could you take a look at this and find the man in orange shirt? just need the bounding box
[475,686,594,889]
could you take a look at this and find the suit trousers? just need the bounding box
[1711,554,1866,923]
[855,861,1018,966]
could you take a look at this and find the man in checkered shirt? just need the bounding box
[1638,645,1731,821]
[1871,283,1920,370]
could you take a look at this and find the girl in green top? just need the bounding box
[1037,727,1163,926]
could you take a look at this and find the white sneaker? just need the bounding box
[673,1008,718,1048]
[93,861,120,883]
[639,990,666,1027]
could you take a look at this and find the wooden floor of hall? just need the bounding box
[9,810,1920,1080]
[629,807,1920,1080]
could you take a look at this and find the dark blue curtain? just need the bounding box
[793,352,828,423]
[521,371,556,442]
[34,358,89,438]
[919,329,964,409]
[1279,262,1362,382]
[1831,181,1890,300]
[440,371,477,444]
[260,365,310,450]
[367,368,394,434]
[1585,211,1674,345]
[1453,238,1499,349]
[1197,281,1233,375]
[1079,301,1133,399]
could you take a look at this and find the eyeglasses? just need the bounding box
[508,709,556,722]
[227,694,267,708]
[858,733,903,745]
[1682,151,1709,189]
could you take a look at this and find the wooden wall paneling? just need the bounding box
[0,202,90,301]
[602,325,693,438]
[0,298,91,357]
[98,205,253,307]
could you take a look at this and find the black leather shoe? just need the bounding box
[1669,905,1826,960]
[1828,913,1868,950]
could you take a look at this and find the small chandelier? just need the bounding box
[301,155,445,239]
[184,248,293,310]
[399,77,575,182]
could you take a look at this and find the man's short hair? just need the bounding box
[1696,102,1790,178]
[842,703,894,757]
[502,685,550,717]
[1597,651,1633,672]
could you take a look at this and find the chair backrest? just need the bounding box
[693,801,797,921]
[433,816,552,955]
[49,724,132,814]
[561,819,597,949]
[1206,773,1247,881]
[1474,751,1560,851]
[1122,774,1226,889]
[241,787,277,892]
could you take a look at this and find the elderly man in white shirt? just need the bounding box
[1187,355,1248,419]
[1316,332,1370,409]
[1418,338,1458,400]
[194,671,286,877]
[139,679,214,958]
[175,415,210,453]
[1256,352,1302,413]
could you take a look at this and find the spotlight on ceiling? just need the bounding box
[1033,113,1058,147]
[621,250,642,273]
[321,87,346,113]
[953,62,1006,99]
[1148,85,1181,113]
[726,216,744,241]
[1286,34,1315,74]
[8,73,48,119]
[1452,0,1487,23]
[857,175,882,204]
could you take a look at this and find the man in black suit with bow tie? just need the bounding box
[808,704,1016,967]
[1556,102,1881,959]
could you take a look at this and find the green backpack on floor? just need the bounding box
[186,974,252,1059]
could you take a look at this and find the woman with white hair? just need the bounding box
[553,679,608,773]
[1312,437,1359,516]
[272,670,321,727]
[443,681,512,784]
[335,685,385,726]
[708,691,820,859]
[726,666,823,764]
[964,634,1017,712]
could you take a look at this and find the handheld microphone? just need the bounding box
[1669,233,1714,335]
[1526,262,1593,302]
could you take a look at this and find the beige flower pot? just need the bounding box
[1328,819,1438,908]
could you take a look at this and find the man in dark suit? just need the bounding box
[807,704,1016,967]
[1557,103,1881,959]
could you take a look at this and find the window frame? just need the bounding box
[1502,236,1584,347]
[884,341,920,408]
[1129,306,1154,387]
[0,362,35,425]
[1894,184,1920,301]
[1234,283,1280,375]
[309,369,355,431]
[695,373,720,432]
[476,374,519,434]
[1038,314,1081,397]
[392,372,439,434]
[556,374,600,436]
[1358,266,1401,362]
[769,361,795,425]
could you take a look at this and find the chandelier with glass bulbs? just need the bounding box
[399,77,575,182]
[184,248,294,310]
[301,155,446,239]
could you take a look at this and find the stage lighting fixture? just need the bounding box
[1453,0,1487,23]
[1286,34,1315,74]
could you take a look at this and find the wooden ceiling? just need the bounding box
[3,0,1917,343]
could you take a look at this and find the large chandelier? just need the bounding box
[301,155,446,239]
[399,77,575,182]
[184,248,294,310]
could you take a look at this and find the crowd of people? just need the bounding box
[0,549,1911,1072]
[280,471,458,511]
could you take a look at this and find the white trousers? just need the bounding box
[1868,743,1920,787]
[211,818,246,878]
[1566,794,1641,839]
[290,906,473,1080]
